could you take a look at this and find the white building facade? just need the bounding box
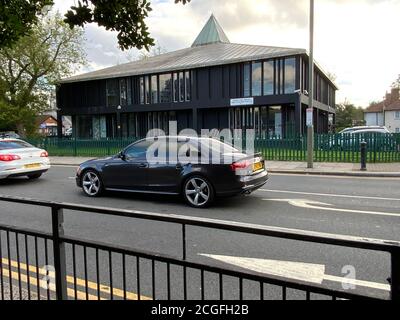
[364,88,400,133]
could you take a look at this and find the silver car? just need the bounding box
[0,139,50,180]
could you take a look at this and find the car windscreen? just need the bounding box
[0,140,33,150]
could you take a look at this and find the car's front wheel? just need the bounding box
[183,176,214,208]
[81,170,103,197]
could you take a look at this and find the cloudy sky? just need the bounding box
[53,0,400,107]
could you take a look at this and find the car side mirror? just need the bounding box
[118,151,126,160]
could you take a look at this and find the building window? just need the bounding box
[145,76,150,104]
[396,128,400,133]
[395,111,400,119]
[179,72,185,102]
[106,79,119,107]
[119,79,127,106]
[173,73,179,102]
[159,73,172,103]
[185,71,191,101]
[140,77,145,104]
[263,60,274,95]
[284,58,296,94]
[151,75,158,104]
[127,78,132,105]
[252,62,262,96]
[243,63,251,97]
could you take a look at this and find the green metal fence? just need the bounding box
[27,133,400,163]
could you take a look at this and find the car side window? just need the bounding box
[124,140,153,160]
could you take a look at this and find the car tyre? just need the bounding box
[183,176,214,208]
[81,170,103,197]
[27,173,42,180]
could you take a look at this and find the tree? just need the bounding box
[335,103,365,132]
[1,0,191,51]
[0,13,86,137]
[392,74,400,89]
[0,0,53,48]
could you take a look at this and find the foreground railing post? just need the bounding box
[51,206,68,300]
[391,249,400,301]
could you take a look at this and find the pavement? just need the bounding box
[1,167,399,300]
[49,156,400,177]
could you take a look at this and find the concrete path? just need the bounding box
[49,157,400,177]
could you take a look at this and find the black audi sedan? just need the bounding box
[76,136,268,208]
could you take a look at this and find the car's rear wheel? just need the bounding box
[82,170,103,197]
[27,173,42,180]
[183,176,214,208]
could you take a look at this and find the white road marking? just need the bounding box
[269,173,400,180]
[200,254,390,291]
[260,189,400,202]
[264,198,400,218]
[50,165,78,168]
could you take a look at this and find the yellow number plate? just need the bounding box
[24,163,41,169]
[253,161,263,172]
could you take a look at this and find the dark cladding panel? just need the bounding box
[228,64,239,98]
[210,66,223,101]
[196,68,209,103]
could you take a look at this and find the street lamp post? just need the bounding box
[307,0,315,168]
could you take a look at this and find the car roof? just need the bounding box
[351,129,388,134]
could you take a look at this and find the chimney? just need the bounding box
[391,87,399,102]
[385,92,392,103]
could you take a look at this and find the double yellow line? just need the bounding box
[0,258,151,300]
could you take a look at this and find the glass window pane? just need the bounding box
[173,73,179,102]
[145,76,150,104]
[106,79,119,107]
[119,79,127,106]
[179,72,185,102]
[268,106,282,137]
[243,63,250,97]
[185,71,191,101]
[263,61,274,95]
[285,58,296,94]
[140,77,145,104]
[252,62,262,96]
[125,140,153,159]
[151,75,158,104]
[160,73,172,103]
[127,78,132,105]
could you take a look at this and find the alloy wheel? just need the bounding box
[82,171,101,196]
[184,177,211,207]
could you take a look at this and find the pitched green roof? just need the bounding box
[191,14,230,47]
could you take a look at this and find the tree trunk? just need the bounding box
[16,123,26,138]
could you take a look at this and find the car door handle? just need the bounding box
[176,164,183,170]
[139,163,148,168]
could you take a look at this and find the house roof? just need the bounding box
[191,14,230,47]
[364,102,384,113]
[364,100,400,113]
[36,115,57,125]
[60,14,337,88]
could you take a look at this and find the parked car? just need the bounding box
[330,128,398,151]
[65,128,73,137]
[0,131,21,139]
[76,136,269,208]
[0,139,50,180]
[339,126,389,134]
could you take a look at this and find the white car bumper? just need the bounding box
[0,159,51,179]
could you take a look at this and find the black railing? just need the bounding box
[0,194,399,300]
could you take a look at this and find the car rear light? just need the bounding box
[40,151,49,157]
[0,154,21,161]
[230,160,252,171]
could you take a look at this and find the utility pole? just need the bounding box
[307,0,315,168]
